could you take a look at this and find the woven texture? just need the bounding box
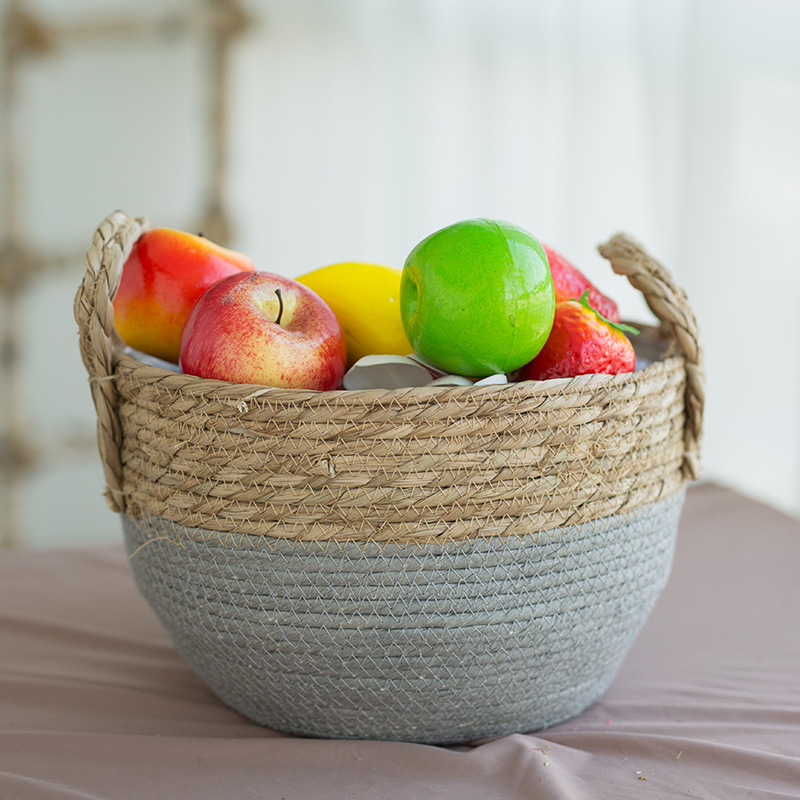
[74,212,703,545]
[74,210,704,742]
[123,489,684,744]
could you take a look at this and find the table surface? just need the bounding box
[1,483,799,799]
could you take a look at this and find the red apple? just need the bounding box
[179,271,347,391]
[113,228,255,363]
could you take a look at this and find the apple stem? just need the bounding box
[274,288,284,326]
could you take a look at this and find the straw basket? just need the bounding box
[74,211,703,745]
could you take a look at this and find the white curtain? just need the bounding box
[6,0,800,545]
[232,0,800,517]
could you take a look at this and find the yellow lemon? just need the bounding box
[296,262,413,368]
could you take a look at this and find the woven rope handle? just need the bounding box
[74,211,148,512]
[598,233,704,481]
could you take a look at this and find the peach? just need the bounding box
[113,228,255,363]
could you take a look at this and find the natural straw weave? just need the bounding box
[75,211,703,544]
[74,210,704,743]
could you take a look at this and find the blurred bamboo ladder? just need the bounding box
[0,0,253,549]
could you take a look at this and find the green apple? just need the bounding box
[400,219,555,377]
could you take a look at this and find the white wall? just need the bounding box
[3,0,800,547]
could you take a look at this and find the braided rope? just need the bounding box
[598,234,704,480]
[74,212,704,541]
[73,211,147,512]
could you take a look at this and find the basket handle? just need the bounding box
[598,233,704,481]
[74,210,148,513]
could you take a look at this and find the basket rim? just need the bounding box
[113,345,685,407]
[75,210,705,519]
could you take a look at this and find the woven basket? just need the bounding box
[74,210,704,744]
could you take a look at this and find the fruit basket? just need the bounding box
[74,210,703,745]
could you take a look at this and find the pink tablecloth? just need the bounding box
[2,483,799,799]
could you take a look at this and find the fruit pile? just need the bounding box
[113,218,639,391]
